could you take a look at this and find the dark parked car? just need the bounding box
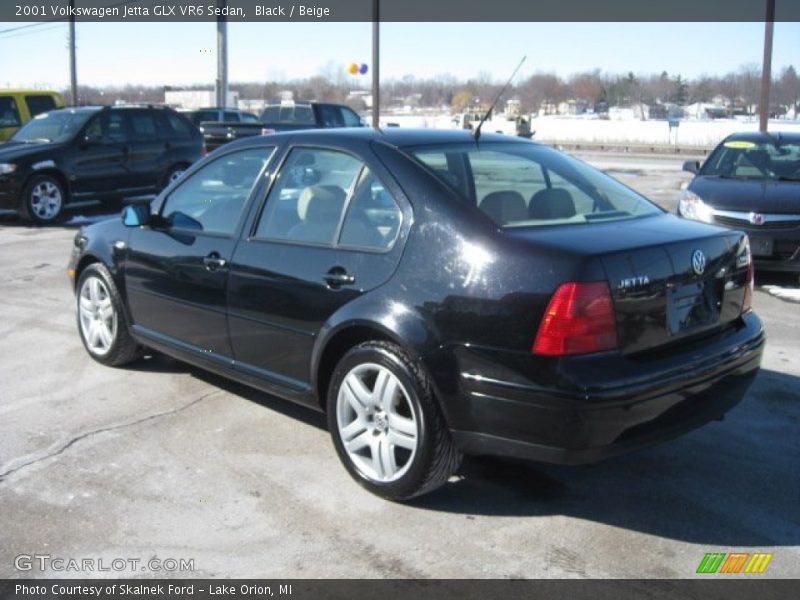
[679,132,800,274]
[68,129,764,500]
[260,101,365,133]
[179,107,261,127]
[0,105,203,224]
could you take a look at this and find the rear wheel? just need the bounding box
[21,175,66,225]
[328,341,461,500]
[76,263,143,366]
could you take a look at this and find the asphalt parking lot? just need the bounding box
[0,152,798,579]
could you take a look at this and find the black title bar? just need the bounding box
[2,0,800,23]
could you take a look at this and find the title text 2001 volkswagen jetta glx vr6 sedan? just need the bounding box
[68,129,764,500]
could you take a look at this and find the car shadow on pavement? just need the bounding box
[130,351,798,547]
[410,367,800,547]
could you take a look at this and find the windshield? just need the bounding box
[10,110,94,143]
[409,142,662,228]
[701,139,800,181]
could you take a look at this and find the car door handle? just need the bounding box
[203,253,228,271]
[324,267,355,288]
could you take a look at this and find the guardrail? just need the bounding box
[543,140,713,156]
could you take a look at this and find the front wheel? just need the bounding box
[163,165,186,189]
[327,341,461,500]
[76,263,143,366]
[21,175,66,225]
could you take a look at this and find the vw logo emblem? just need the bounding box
[692,250,706,276]
[749,212,765,225]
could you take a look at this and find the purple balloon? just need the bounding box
[359,63,369,75]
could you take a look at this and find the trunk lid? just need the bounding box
[507,214,751,355]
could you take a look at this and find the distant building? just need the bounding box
[164,89,239,109]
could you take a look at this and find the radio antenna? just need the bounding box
[474,55,527,143]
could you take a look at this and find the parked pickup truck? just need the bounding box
[200,101,367,152]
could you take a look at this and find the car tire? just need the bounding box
[327,341,462,500]
[21,174,66,225]
[163,165,187,189]
[76,263,143,367]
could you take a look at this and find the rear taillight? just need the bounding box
[261,128,275,135]
[533,281,618,356]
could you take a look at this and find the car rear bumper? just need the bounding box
[430,312,764,464]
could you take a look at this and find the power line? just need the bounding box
[0,0,147,38]
[0,23,67,41]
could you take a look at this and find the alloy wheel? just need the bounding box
[78,276,117,356]
[336,363,419,483]
[29,180,63,221]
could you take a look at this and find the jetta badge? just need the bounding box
[618,275,650,290]
[749,212,765,225]
[692,250,707,276]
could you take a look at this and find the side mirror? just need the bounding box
[682,160,700,174]
[122,202,152,227]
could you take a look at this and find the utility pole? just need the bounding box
[759,0,775,132]
[69,0,77,105]
[371,0,379,128]
[216,0,228,107]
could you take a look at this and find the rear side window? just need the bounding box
[25,95,57,117]
[128,111,158,140]
[163,112,194,137]
[0,97,21,127]
[317,105,345,127]
[255,148,362,245]
[412,143,661,228]
[261,105,315,125]
[162,147,274,235]
[339,168,401,250]
[341,107,363,127]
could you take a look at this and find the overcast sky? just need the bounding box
[0,21,798,88]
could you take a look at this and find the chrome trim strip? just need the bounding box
[712,209,800,224]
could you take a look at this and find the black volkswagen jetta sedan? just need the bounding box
[68,129,764,500]
[679,132,800,274]
[0,105,202,224]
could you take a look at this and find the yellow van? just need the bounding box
[0,90,65,141]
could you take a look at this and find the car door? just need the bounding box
[226,144,408,391]
[126,108,169,192]
[124,146,276,362]
[70,111,133,199]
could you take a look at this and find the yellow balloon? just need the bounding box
[348,63,359,74]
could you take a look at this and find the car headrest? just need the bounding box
[480,191,528,225]
[298,185,346,222]
[529,188,576,219]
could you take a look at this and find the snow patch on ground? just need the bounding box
[761,285,800,304]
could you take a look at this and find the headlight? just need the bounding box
[0,163,17,175]
[678,190,714,223]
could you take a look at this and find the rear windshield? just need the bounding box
[701,139,800,181]
[261,105,315,125]
[409,142,662,228]
[10,110,94,143]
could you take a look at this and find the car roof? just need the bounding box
[256,127,530,148]
[725,131,800,144]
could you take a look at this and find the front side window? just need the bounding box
[241,112,261,124]
[411,143,662,228]
[162,147,274,235]
[0,97,21,128]
[340,107,363,127]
